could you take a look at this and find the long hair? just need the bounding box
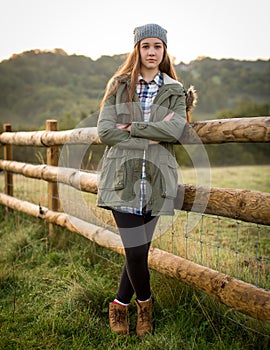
[100,43,179,109]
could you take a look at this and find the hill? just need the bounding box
[0,49,126,129]
[0,49,269,130]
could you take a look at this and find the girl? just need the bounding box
[97,23,190,337]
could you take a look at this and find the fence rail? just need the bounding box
[0,118,270,325]
[0,192,269,323]
[1,159,270,225]
[0,117,269,146]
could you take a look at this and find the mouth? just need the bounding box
[147,59,156,63]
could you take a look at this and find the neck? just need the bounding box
[140,68,159,82]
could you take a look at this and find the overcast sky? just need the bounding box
[0,0,269,63]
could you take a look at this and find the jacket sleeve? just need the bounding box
[130,91,187,143]
[97,95,149,150]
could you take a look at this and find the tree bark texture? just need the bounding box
[3,123,13,215]
[180,117,270,144]
[0,127,101,146]
[0,117,269,146]
[0,160,98,194]
[175,184,270,226]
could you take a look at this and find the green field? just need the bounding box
[8,165,269,288]
[1,165,269,289]
[0,211,269,350]
[180,165,270,193]
[0,165,269,349]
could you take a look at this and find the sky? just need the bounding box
[0,0,269,64]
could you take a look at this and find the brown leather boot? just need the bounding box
[109,302,129,335]
[135,297,154,337]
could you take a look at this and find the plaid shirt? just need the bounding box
[136,72,163,123]
[116,72,163,215]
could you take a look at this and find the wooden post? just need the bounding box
[46,120,59,236]
[3,123,13,215]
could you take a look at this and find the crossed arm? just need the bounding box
[115,112,175,144]
[98,92,186,149]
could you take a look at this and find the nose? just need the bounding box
[148,47,155,55]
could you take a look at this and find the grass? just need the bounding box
[153,213,270,290]
[179,165,270,193]
[0,209,270,350]
[1,166,270,290]
[0,165,270,348]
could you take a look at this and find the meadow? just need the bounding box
[0,165,269,349]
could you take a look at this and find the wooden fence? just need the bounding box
[0,117,270,324]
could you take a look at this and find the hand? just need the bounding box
[163,112,174,121]
[149,140,160,145]
[115,123,131,131]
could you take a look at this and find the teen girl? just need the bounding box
[97,23,190,337]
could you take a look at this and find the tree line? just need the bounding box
[0,49,269,166]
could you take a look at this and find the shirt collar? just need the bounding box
[138,72,163,86]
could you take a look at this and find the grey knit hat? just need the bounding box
[133,23,167,47]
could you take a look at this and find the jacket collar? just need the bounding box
[162,72,182,86]
[121,72,181,87]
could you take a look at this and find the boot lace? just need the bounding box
[112,307,127,326]
[138,306,150,323]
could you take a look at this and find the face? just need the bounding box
[139,37,165,73]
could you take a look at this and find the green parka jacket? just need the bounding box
[97,73,187,216]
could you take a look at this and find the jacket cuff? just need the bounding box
[130,122,148,137]
[116,136,149,150]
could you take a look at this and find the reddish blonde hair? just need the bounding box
[100,43,179,109]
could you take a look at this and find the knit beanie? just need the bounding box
[133,23,167,47]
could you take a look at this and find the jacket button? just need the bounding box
[138,123,147,129]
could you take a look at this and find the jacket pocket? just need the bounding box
[160,155,178,198]
[98,152,126,191]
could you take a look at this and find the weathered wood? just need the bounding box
[1,159,270,225]
[46,120,60,210]
[0,117,269,146]
[180,116,270,144]
[0,127,101,146]
[149,247,270,323]
[46,120,59,236]
[3,124,13,215]
[175,184,270,226]
[0,160,98,194]
[0,192,269,323]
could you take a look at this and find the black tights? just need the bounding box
[112,210,159,304]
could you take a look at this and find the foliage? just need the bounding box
[0,50,269,167]
[176,57,270,115]
[174,142,269,168]
[216,98,270,119]
[0,208,269,349]
[0,50,269,131]
[0,49,126,130]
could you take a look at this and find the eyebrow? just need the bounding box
[141,41,163,45]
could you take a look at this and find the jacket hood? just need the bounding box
[162,73,182,86]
